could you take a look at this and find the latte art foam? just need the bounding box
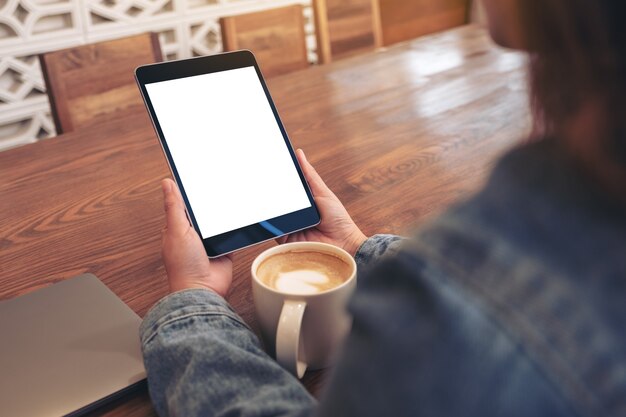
[257,250,352,295]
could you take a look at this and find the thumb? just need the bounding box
[161,179,191,236]
[296,149,335,198]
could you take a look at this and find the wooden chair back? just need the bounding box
[378,0,470,46]
[313,0,383,64]
[470,0,487,24]
[220,5,309,78]
[39,33,162,134]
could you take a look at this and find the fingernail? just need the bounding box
[161,180,171,194]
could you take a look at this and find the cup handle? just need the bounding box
[276,300,307,378]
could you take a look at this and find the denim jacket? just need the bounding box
[140,139,626,417]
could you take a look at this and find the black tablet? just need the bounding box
[135,51,320,257]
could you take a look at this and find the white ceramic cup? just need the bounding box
[251,242,357,379]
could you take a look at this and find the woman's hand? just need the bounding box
[160,178,232,297]
[277,149,367,256]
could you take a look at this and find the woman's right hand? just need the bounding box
[277,149,367,257]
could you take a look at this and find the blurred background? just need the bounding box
[0,0,485,151]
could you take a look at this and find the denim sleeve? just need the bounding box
[354,234,405,270]
[140,289,316,417]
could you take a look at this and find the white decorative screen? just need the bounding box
[0,0,315,151]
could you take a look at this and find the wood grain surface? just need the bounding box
[39,33,162,134]
[220,5,309,78]
[313,0,383,64]
[0,25,530,416]
[379,0,469,46]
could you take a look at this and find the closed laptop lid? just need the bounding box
[0,274,146,417]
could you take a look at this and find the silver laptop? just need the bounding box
[0,274,146,416]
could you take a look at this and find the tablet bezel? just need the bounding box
[135,51,320,257]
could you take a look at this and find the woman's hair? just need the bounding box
[519,1,626,166]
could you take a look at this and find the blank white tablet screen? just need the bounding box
[145,66,311,239]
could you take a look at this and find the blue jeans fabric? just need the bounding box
[139,235,401,417]
[140,289,315,417]
[141,139,626,417]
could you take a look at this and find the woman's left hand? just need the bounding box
[160,178,232,297]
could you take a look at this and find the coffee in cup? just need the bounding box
[256,250,352,295]
[251,242,357,378]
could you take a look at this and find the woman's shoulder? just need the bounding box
[372,139,626,417]
[348,228,582,417]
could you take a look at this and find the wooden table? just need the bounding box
[0,25,530,416]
